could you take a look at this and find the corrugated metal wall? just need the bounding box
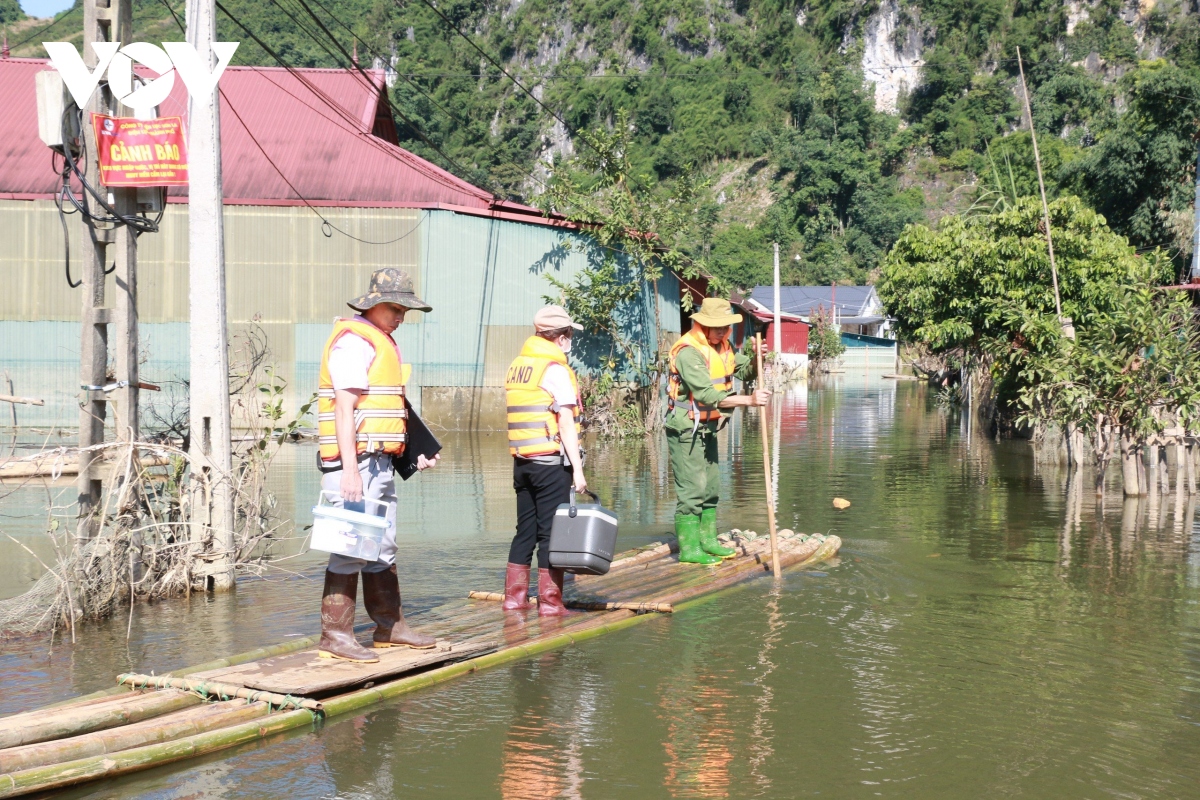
[0,202,680,429]
[0,200,422,323]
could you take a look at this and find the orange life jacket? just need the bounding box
[667,325,736,422]
[317,318,410,464]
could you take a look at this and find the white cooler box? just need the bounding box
[310,492,390,562]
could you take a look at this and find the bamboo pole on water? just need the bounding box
[0,700,270,773]
[579,542,673,575]
[0,535,842,798]
[0,690,201,751]
[38,622,381,712]
[466,591,674,613]
[116,675,324,712]
[755,333,782,580]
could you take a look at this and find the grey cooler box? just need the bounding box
[548,489,619,575]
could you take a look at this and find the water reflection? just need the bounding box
[659,664,735,798]
[746,587,782,793]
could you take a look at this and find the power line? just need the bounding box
[9,9,72,51]
[408,0,603,160]
[222,82,428,244]
[155,0,435,244]
[212,0,486,193]
[283,0,551,193]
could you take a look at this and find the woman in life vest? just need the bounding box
[501,305,588,616]
[314,268,439,663]
[666,298,769,564]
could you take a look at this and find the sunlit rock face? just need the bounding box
[859,0,926,114]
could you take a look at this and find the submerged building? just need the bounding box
[748,285,895,371]
[0,58,679,430]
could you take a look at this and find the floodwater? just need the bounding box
[3,376,1200,798]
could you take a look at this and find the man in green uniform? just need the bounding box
[666,298,770,565]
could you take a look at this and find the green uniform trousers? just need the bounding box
[666,424,720,517]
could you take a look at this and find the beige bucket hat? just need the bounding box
[690,297,743,327]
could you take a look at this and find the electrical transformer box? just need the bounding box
[35,70,80,152]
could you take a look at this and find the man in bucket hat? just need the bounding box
[314,267,438,663]
[666,297,769,564]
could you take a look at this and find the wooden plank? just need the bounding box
[188,640,497,696]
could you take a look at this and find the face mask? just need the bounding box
[560,337,572,354]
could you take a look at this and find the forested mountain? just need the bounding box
[10,0,1200,289]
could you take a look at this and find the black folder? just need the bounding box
[392,398,443,481]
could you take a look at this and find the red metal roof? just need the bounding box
[0,57,558,224]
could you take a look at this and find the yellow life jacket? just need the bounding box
[317,318,411,464]
[667,324,736,422]
[505,335,582,458]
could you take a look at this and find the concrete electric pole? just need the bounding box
[1191,144,1200,282]
[772,241,781,358]
[78,0,139,543]
[186,0,235,590]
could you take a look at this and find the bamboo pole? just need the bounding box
[0,535,843,798]
[37,623,381,712]
[1017,47,1070,338]
[583,542,673,574]
[467,591,673,613]
[0,394,44,407]
[0,690,200,750]
[116,675,324,712]
[0,455,170,480]
[755,333,782,580]
[0,700,270,773]
[0,707,314,799]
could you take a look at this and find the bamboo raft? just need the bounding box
[0,529,840,797]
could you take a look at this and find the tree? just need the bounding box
[537,110,712,428]
[878,195,1172,416]
[1013,264,1200,496]
[0,0,24,25]
[1062,61,1200,265]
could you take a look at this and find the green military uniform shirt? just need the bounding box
[665,341,758,434]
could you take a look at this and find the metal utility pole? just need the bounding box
[186,0,235,590]
[78,0,139,542]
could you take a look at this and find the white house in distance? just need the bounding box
[747,285,891,337]
[748,285,897,372]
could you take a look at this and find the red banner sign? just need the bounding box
[92,114,189,187]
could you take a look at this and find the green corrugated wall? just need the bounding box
[0,202,680,430]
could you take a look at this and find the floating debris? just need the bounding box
[833,498,851,509]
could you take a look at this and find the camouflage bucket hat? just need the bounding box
[348,267,432,313]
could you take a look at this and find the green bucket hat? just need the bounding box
[348,267,432,313]
[690,297,743,327]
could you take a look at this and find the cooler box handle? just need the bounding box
[567,487,601,518]
[317,490,391,516]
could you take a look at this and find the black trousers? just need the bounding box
[509,458,572,570]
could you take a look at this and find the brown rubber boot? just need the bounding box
[502,563,532,611]
[536,568,570,617]
[318,570,379,663]
[362,565,437,649]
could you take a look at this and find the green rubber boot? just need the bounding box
[699,508,736,559]
[676,514,721,565]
